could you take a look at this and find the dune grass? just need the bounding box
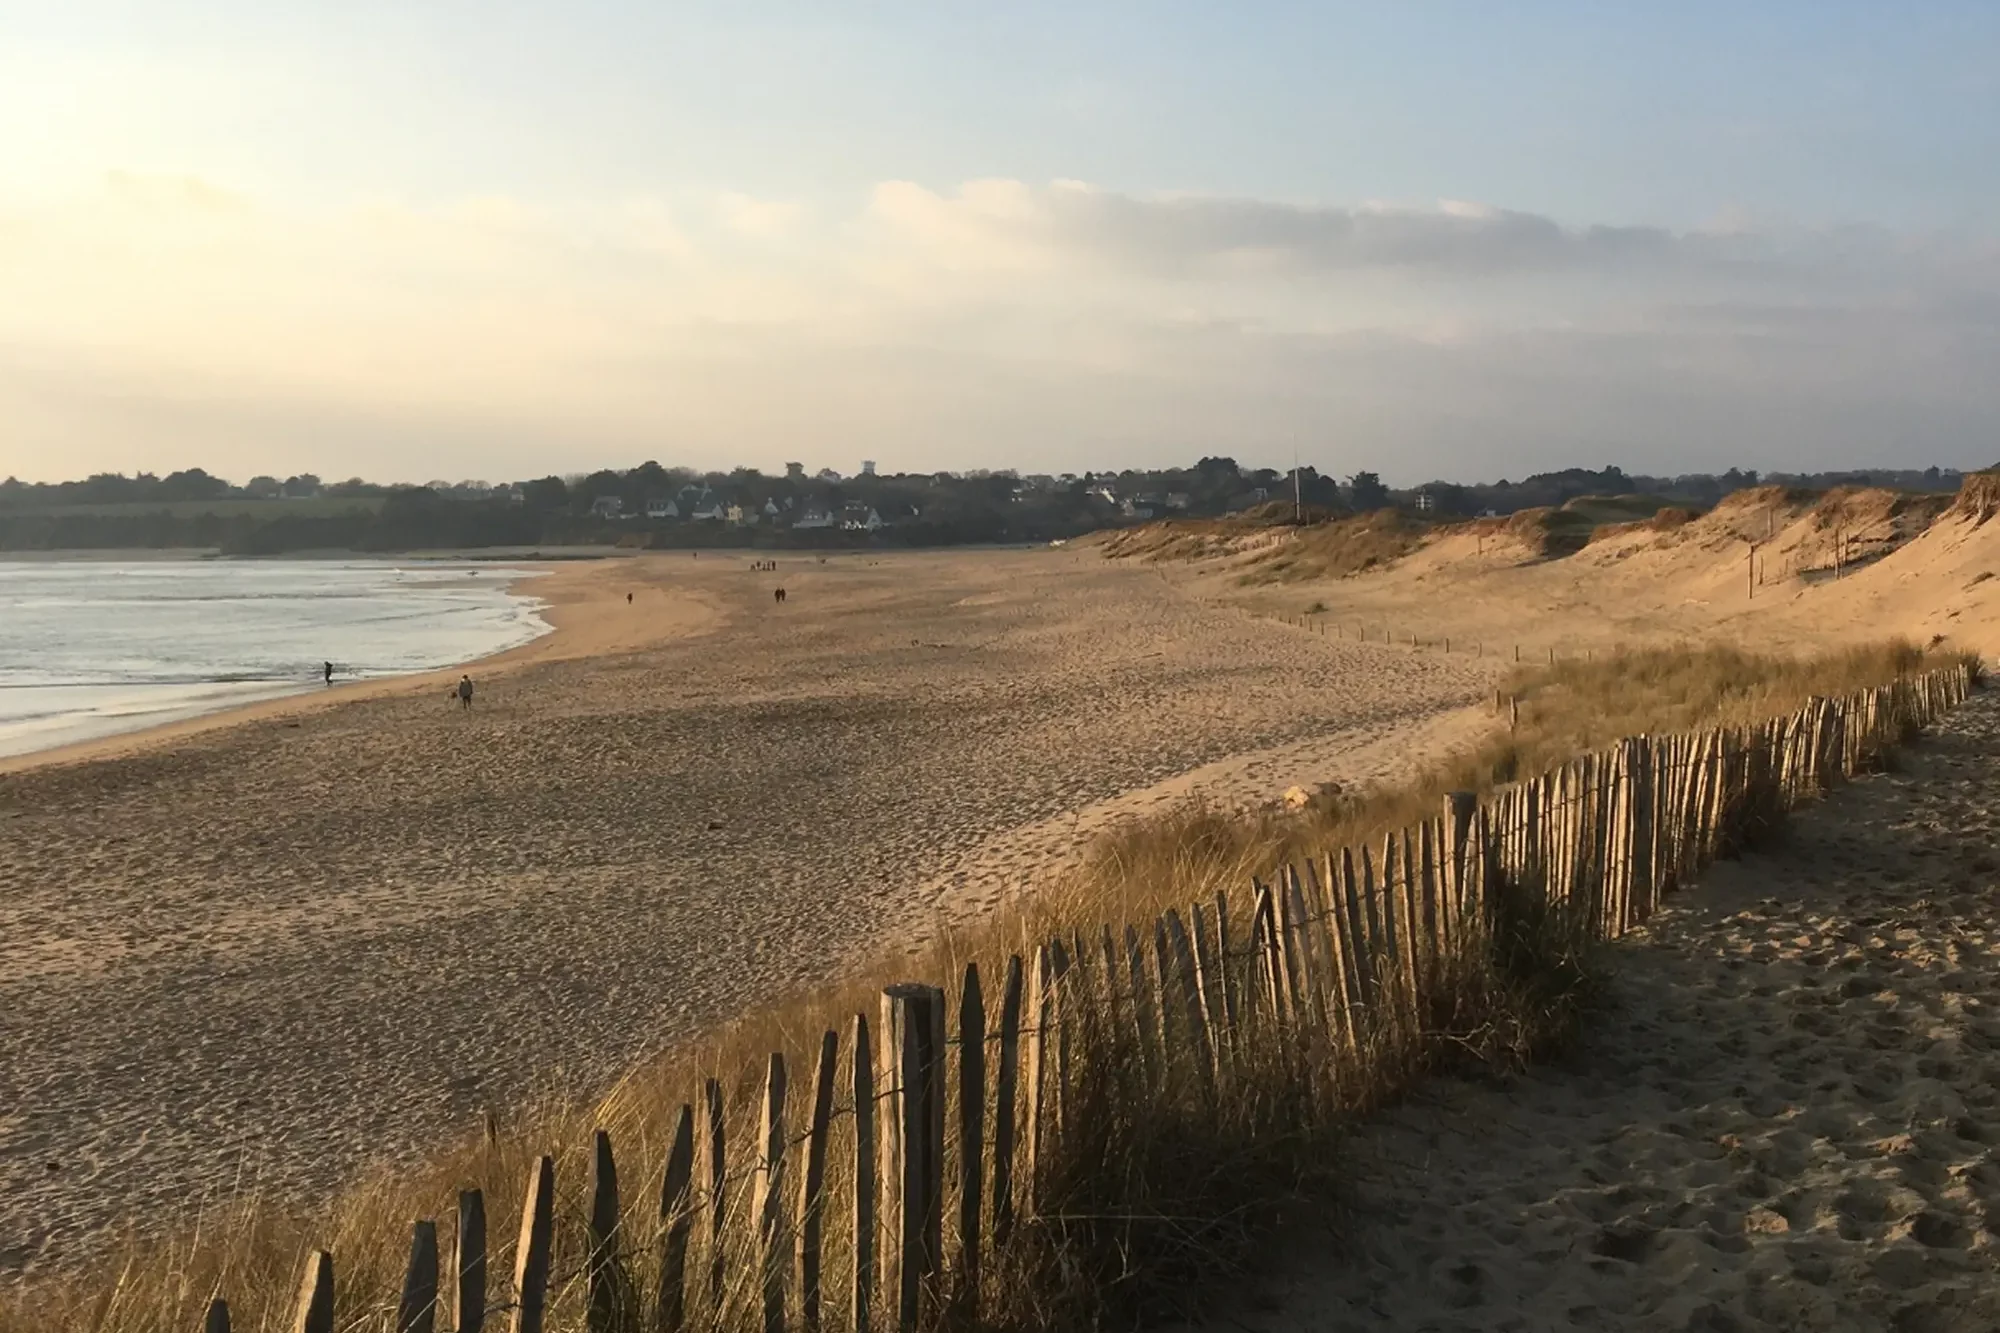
[1062,639,1973,932]
[0,639,1972,1333]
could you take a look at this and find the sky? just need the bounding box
[3,2,1998,486]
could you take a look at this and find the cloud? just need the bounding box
[865,179,1738,278]
[1,174,1997,483]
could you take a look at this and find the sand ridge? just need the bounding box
[0,547,1498,1273]
[1193,689,2000,1331]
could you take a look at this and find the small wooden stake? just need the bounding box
[398,1220,440,1333]
[799,1032,839,1333]
[587,1130,623,1333]
[455,1191,487,1333]
[291,1251,334,1333]
[510,1157,554,1333]
[851,1015,877,1333]
[656,1108,694,1333]
[881,985,947,1331]
[754,1053,790,1333]
[1163,908,1213,1082]
[956,965,987,1313]
[990,956,1024,1247]
[704,1079,728,1319]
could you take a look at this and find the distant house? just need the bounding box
[763,498,782,519]
[682,487,728,521]
[726,503,760,527]
[794,507,837,530]
[1120,498,1155,519]
[591,495,624,519]
[840,505,883,532]
[645,497,678,520]
[1164,492,1191,511]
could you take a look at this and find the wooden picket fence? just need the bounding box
[202,663,1973,1333]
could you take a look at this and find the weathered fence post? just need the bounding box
[990,956,1024,1248]
[1212,890,1241,1049]
[1162,908,1213,1084]
[1336,849,1372,1016]
[799,1031,839,1333]
[754,1053,790,1333]
[291,1250,334,1333]
[1124,924,1160,1073]
[510,1157,554,1333]
[1311,857,1358,1057]
[1189,898,1231,1072]
[704,1079,728,1319]
[455,1190,487,1333]
[881,984,947,1331]
[656,1108,695,1333]
[1024,946,1057,1207]
[398,1220,440,1333]
[588,1131,623,1333]
[956,964,987,1313]
[1445,791,1476,921]
[851,1014,877,1333]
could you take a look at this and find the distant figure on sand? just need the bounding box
[323,661,333,687]
[627,592,633,604]
[456,675,474,710]
[774,587,787,604]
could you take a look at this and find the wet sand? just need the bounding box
[0,548,1496,1273]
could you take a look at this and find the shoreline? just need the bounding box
[0,555,721,776]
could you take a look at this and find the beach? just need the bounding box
[0,548,1498,1272]
[0,558,554,763]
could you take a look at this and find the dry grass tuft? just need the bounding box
[1054,639,1975,928]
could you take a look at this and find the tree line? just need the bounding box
[0,459,1968,554]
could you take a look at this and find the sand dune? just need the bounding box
[0,548,1496,1274]
[1186,680,2000,1331]
[1166,477,2000,665]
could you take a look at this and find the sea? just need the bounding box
[0,558,551,760]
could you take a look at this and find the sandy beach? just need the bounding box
[0,547,1498,1273]
[1187,684,2000,1331]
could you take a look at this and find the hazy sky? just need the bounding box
[4,2,1998,485]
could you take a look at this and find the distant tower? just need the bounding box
[861,460,877,477]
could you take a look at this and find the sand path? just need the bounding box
[0,548,1497,1274]
[1197,688,2000,1331]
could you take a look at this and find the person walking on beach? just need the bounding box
[323,661,334,687]
[456,675,475,710]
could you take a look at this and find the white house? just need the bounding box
[840,506,884,532]
[794,508,837,530]
[645,498,678,520]
[591,495,624,519]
